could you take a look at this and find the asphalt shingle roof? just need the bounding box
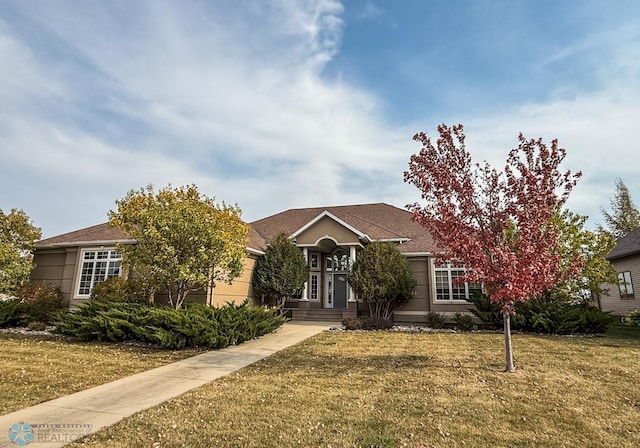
[250,203,437,254]
[606,227,640,260]
[34,203,438,254]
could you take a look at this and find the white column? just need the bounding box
[348,246,357,302]
[301,247,309,301]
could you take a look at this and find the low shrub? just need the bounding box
[622,310,640,327]
[0,298,22,327]
[341,317,394,330]
[90,277,155,303]
[342,317,362,330]
[468,293,615,334]
[17,281,67,324]
[27,321,47,331]
[466,291,503,328]
[361,317,394,330]
[54,300,286,349]
[454,313,474,331]
[425,312,445,329]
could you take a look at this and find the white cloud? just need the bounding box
[1,0,639,237]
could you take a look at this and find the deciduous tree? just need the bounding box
[109,185,248,309]
[348,241,416,321]
[252,232,309,311]
[404,124,583,372]
[552,210,616,303]
[0,209,41,294]
[600,178,640,239]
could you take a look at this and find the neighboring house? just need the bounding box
[600,227,640,315]
[30,203,478,322]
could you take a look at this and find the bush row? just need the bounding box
[0,282,67,327]
[467,293,615,334]
[54,300,286,349]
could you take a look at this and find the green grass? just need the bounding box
[75,330,640,448]
[606,322,640,340]
[0,333,202,414]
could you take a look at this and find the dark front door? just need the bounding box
[333,273,348,309]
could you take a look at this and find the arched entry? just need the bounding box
[325,248,349,309]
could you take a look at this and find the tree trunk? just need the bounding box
[503,313,515,373]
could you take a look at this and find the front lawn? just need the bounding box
[75,330,640,448]
[0,333,201,414]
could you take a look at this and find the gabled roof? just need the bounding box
[36,222,269,254]
[250,203,437,254]
[607,227,640,260]
[34,203,438,255]
[289,210,371,242]
[35,223,133,248]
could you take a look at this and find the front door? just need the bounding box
[332,273,348,309]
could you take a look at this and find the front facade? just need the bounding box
[600,228,640,315]
[31,203,478,322]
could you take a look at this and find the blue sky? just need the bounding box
[1,0,640,237]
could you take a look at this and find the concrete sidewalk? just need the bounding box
[0,321,335,448]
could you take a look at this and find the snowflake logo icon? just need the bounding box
[8,422,34,446]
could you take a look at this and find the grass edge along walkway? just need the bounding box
[0,321,333,448]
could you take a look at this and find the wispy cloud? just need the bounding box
[0,1,411,236]
[0,0,638,236]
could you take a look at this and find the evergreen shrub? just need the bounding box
[54,300,285,349]
[466,293,615,334]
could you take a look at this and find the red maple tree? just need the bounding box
[404,124,583,372]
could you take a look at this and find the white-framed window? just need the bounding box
[618,271,635,299]
[310,274,319,300]
[77,249,122,297]
[434,262,480,301]
[310,253,319,270]
[326,249,349,272]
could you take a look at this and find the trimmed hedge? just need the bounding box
[55,300,286,349]
[467,293,615,334]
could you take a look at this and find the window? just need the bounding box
[291,288,303,300]
[434,263,480,301]
[326,249,349,271]
[310,274,319,300]
[618,271,634,299]
[77,249,122,296]
[310,254,319,269]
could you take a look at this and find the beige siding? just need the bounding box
[395,257,430,321]
[31,248,79,304]
[394,257,475,322]
[295,216,361,245]
[211,255,257,306]
[600,256,640,315]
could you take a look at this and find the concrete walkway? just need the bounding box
[0,321,336,448]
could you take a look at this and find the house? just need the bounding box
[600,227,640,315]
[30,203,478,322]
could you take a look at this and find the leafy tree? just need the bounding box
[348,241,416,321]
[600,178,640,239]
[0,208,42,294]
[405,124,583,372]
[252,232,309,311]
[552,210,616,303]
[108,184,248,309]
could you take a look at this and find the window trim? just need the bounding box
[310,273,319,300]
[618,271,635,299]
[74,248,122,299]
[431,260,479,303]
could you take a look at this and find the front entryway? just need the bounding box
[325,272,348,309]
